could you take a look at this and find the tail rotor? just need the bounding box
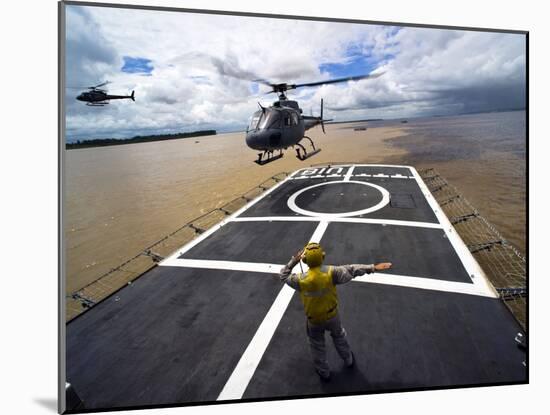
[320,99,324,133]
[319,98,331,134]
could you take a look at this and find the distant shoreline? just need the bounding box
[326,118,383,124]
[66,130,217,149]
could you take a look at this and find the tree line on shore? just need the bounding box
[66,130,217,149]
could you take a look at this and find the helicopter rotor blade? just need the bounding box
[294,72,384,89]
[248,70,383,97]
[252,78,275,87]
[90,81,110,89]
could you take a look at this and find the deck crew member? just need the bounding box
[279,242,392,381]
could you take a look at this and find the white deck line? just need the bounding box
[353,273,493,297]
[217,221,328,401]
[160,257,493,298]
[160,258,281,274]
[231,216,444,230]
[159,172,296,265]
[159,256,494,298]
[217,284,295,401]
[409,167,498,298]
[309,220,329,243]
[343,165,355,181]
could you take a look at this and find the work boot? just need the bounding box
[344,351,355,368]
[315,368,331,382]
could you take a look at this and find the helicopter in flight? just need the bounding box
[245,73,382,165]
[72,82,135,106]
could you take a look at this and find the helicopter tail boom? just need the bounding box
[103,91,135,101]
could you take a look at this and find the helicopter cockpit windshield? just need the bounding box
[248,111,262,131]
[259,110,281,129]
[248,110,281,131]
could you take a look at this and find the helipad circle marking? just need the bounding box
[287,181,390,217]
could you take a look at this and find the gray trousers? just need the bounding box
[306,313,352,376]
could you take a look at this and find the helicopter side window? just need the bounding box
[291,112,299,125]
[283,112,292,127]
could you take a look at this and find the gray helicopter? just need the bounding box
[72,82,135,107]
[245,73,381,165]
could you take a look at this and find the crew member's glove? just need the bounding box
[374,262,392,271]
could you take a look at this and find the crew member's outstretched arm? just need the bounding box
[332,262,392,285]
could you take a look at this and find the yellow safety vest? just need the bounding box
[298,265,338,324]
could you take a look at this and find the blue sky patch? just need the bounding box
[319,39,396,80]
[250,82,260,95]
[121,56,154,75]
[320,54,387,79]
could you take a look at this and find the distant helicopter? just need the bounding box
[72,82,135,106]
[245,73,381,165]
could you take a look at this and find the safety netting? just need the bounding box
[419,168,526,330]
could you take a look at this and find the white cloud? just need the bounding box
[308,27,525,119]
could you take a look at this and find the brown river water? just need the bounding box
[65,111,526,293]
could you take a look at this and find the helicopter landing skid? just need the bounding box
[255,149,284,165]
[295,136,321,161]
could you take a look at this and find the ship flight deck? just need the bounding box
[67,164,526,410]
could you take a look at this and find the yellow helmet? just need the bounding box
[303,242,325,267]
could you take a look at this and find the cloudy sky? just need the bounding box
[64,4,526,141]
